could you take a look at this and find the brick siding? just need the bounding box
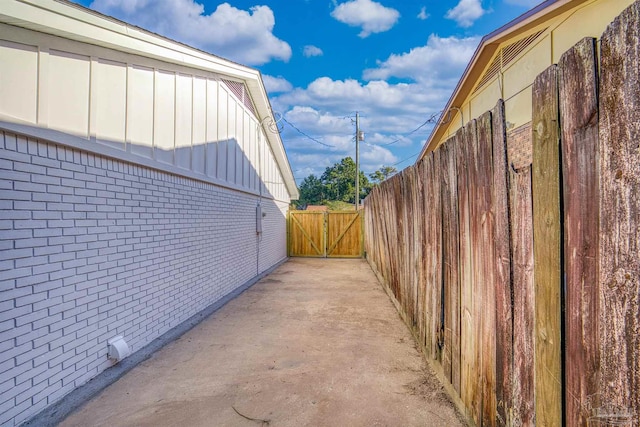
[0,131,288,426]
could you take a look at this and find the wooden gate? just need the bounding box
[288,211,363,258]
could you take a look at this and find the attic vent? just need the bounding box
[221,79,257,117]
[473,28,547,94]
[474,54,502,93]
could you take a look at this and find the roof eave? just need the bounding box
[416,0,585,163]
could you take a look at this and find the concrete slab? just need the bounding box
[60,258,466,427]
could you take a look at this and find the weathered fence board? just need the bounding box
[559,37,600,427]
[398,171,410,317]
[491,100,513,427]
[458,120,478,419]
[363,4,640,424]
[475,111,497,427]
[416,162,428,350]
[407,167,420,328]
[507,124,535,426]
[532,64,563,426]
[424,151,443,361]
[440,135,460,388]
[598,1,640,418]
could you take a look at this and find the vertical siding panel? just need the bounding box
[37,46,50,126]
[205,79,218,178]
[226,96,236,183]
[0,40,38,123]
[94,59,127,150]
[154,70,175,165]
[249,122,256,191]
[47,50,90,137]
[175,74,193,170]
[246,115,255,190]
[217,87,228,181]
[192,76,207,175]
[235,103,243,185]
[128,65,154,159]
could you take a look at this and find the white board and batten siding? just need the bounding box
[0,23,290,203]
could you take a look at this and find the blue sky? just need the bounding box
[73,0,541,182]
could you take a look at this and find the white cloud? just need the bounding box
[89,0,291,65]
[331,0,400,38]
[363,34,479,87]
[365,132,413,147]
[272,34,481,177]
[445,0,487,28]
[271,78,436,176]
[287,106,350,130]
[289,145,397,178]
[262,75,293,93]
[303,45,324,57]
[275,77,440,117]
[360,144,397,166]
[417,6,429,20]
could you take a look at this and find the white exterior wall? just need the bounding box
[0,7,295,426]
[0,23,290,203]
[0,130,288,426]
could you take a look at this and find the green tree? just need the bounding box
[369,165,397,185]
[321,157,371,204]
[295,157,372,207]
[296,174,324,208]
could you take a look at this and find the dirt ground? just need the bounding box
[60,258,466,427]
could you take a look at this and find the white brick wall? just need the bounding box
[0,130,289,426]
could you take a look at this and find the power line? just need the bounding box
[280,116,334,148]
[379,111,441,146]
[392,151,421,167]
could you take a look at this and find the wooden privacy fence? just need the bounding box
[364,4,639,426]
[288,211,363,258]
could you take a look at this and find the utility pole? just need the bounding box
[355,112,360,211]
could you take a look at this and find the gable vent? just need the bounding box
[473,28,547,94]
[221,79,257,117]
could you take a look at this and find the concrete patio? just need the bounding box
[59,258,465,426]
